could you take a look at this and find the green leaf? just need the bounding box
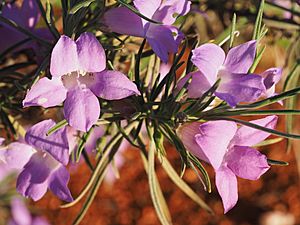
[61,122,138,209]
[163,40,187,100]
[229,13,236,48]
[0,110,16,138]
[208,109,300,117]
[253,137,283,147]
[0,63,35,80]
[147,127,172,225]
[160,123,189,165]
[27,54,50,88]
[214,18,247,46]
[76,128,93,162]
[8,115,26,138]
[184,79,220,115]
[283,63,299,92]
[72,173,105,225]
[36,0,60,39]
[283,63,300,152]
[46,119,68,136]
[188,153,212,193]
[249,45,266,73]
[135,39,146,93]
[69,0,96,14]
[263,18,300,30]
[267,159,289,166]
[161,156,213,213]
[252,0,265,40]
[174,75,192,101]
[71,139,123,225]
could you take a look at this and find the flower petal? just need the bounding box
[90,70,140,100]
[215,166,238,213]
[231,115,278,147]
[23,77,67,108]
[261,67,282,97]
[31,217,50,225]
[10,198,32,225]
[195,121,237,169]
[0,142,35,170]
[63,88,100,132]
[2,0,39,29]
[191,43,225,85]
[104,7,144,37]
[153,0,191,25]
[20,0,40,28]
[177,71,211,98]
[178,122,209,163]
[169,26,185,47]
[226,146,270,180]
[133,0,161,19]
[50,35,79,77]
[76,32,106,72]
[16,153,55,201]
[146,24,178,63]
[25,119,70,165]
[49,166,73,202]
[224,40,256,73]
[215,71,265,107]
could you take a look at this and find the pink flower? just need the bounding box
[179,116,278,213]
[23,32,140,132]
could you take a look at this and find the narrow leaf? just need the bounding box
[267,159,289,166]
[69,0,96,14]
[161,156,213,213]
[147,127,172,225]
[229,13,236,48]
[46,119,68,136]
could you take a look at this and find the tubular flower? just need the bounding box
[9,119,74,202]
[179,116,278,213]
[104,0,191,62]
[177,41,266,107]
[23,32,140,132]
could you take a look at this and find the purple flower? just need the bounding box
[177,41,266,107]
[8,197,50,225]
[0,0,39,52]
[179,116,277,213]
[23,32,140,132]
[0,142,35,170]
[260,67,282,98]
[14,119,73,202]
[104,0,191,62]
[0,0,51,55]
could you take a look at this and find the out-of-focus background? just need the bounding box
[1,0,300,224]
